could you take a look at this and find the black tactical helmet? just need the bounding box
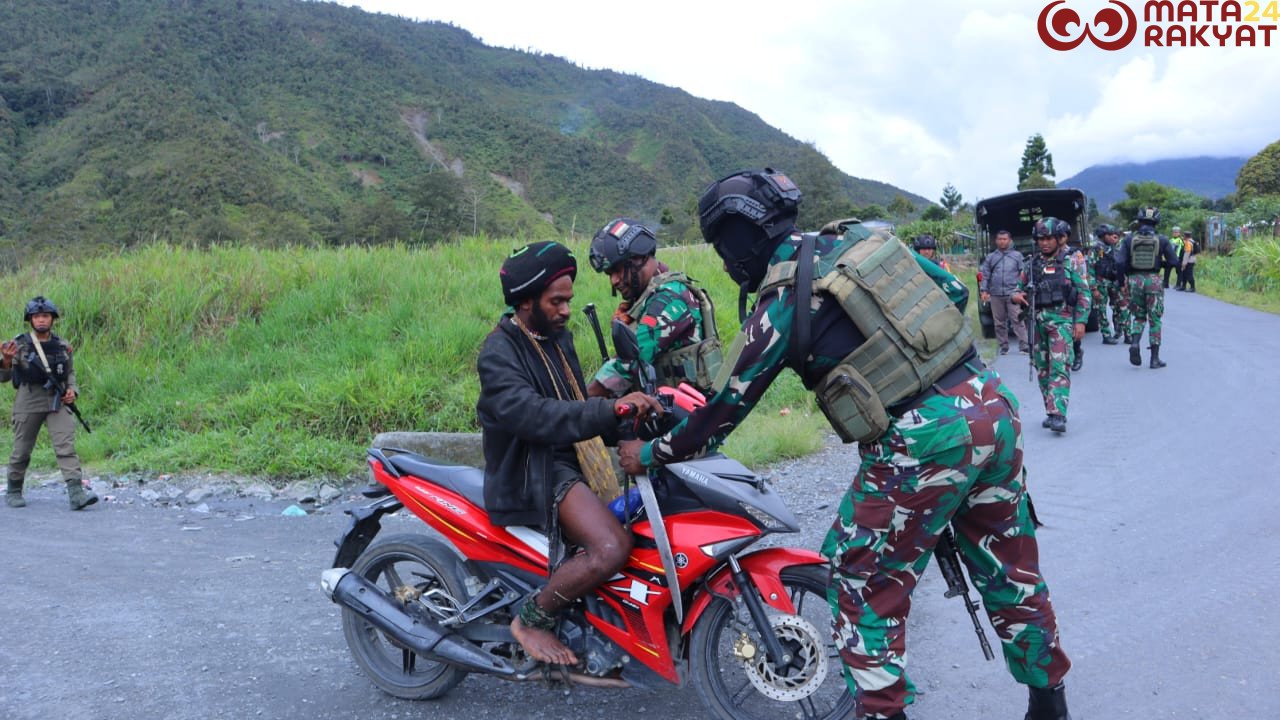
[24,296,60,322]
[588,218,658,273]
[912,234,938,250]
[1136,206,1161,225]
[1094,223,1118,238]
[698,168,801,290]
[1033,217,1071,238]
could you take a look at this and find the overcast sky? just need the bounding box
[333,0,1278,204]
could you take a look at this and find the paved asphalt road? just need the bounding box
[2,289,1277,720]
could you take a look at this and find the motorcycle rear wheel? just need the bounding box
[690,564,854,720]
[341,533,469,700]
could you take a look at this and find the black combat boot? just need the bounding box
[1024,682,1072,720]
[1149,344,1166,369]
[1101,333,1119,345]
[1129,338,1142,366]
[5,478,25,508]
[66,478,98,511]
[1070,341,1083,372]
[1047,414,1067,433]
[1041,416,1052,428]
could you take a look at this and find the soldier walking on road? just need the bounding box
[1057,228,1091,372]
[1115,207,1179,369]
[1089,224,1129,345]
[0,296,97,510]
[980,229,1030,355]
[1013,219,1091,434]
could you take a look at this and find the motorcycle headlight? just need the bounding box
[739,501,787,532]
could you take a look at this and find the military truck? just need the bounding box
[973,188,1096,339]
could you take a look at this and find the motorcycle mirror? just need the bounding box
[611,320,640,363]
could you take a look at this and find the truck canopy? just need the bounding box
[974,188,1089,256]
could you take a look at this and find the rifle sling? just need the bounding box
[791,234,816,372]
[30,333,55,378]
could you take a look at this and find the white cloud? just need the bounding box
[334,0,1278,203]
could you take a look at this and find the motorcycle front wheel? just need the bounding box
[690,564,855,720]
[341,533,469,700]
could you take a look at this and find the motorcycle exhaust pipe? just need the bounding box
[321,568,515,676]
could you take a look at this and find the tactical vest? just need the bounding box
[1130,231,1160,272]
[626,271,723,391]
[1030,254,1074,307]
[10,333,71,388]
[1094,244,1119,281]
[758,231,974,443]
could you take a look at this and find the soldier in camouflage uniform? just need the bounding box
[1089,224,1128,345]
[586,218,722,398]
[0,296,97,510]
[1056,229,1091,372]
[617,169,1072,720]
[1013,219,1091,435]
[1115,207,1179,369]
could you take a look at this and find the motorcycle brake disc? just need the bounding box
[739,614,829,701]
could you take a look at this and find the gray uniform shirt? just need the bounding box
[979,248,1025,296]
[0,334,78,415]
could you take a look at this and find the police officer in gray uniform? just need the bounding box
[0,296,97,510]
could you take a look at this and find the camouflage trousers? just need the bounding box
[1031,309,1073,417]
[1093,278,1129,337]
[1127,272,1165,346]
[821,370,1071,719]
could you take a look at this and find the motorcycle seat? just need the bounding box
[386,452,487,510]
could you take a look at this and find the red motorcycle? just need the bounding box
[321,324,854,720]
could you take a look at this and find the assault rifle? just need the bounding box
[582,303,610,363]
[10,345,92,433]
[935,526,994,660]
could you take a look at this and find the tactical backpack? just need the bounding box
[1130,231,1160,272]
[626,271,723,392]
[758,228,974,443]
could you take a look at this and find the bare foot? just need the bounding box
[510,616,578,665]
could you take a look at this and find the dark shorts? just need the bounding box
[546,459,585,530]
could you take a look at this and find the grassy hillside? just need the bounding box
[2,240,828,480]
[0,0,930,268]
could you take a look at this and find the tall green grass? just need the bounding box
[1,240,827,480]
[1192,237,1280,315]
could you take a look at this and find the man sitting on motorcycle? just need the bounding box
[476,240,662,666]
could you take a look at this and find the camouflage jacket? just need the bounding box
[640,226,968,467]
[1017,250,1092,325]
[593,270,708,395]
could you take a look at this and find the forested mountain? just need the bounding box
[1058,156,1246,211]
[0,0,927,267]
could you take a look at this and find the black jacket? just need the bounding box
[475,317,618,527]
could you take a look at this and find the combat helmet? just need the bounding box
[23,296,60,322]
[698,168,801,291]
[1136,206,1161,226]
[1094,223,1118,238]
[911,234,938,250]
[1033,217,1071,238]
[588,218,658,273]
